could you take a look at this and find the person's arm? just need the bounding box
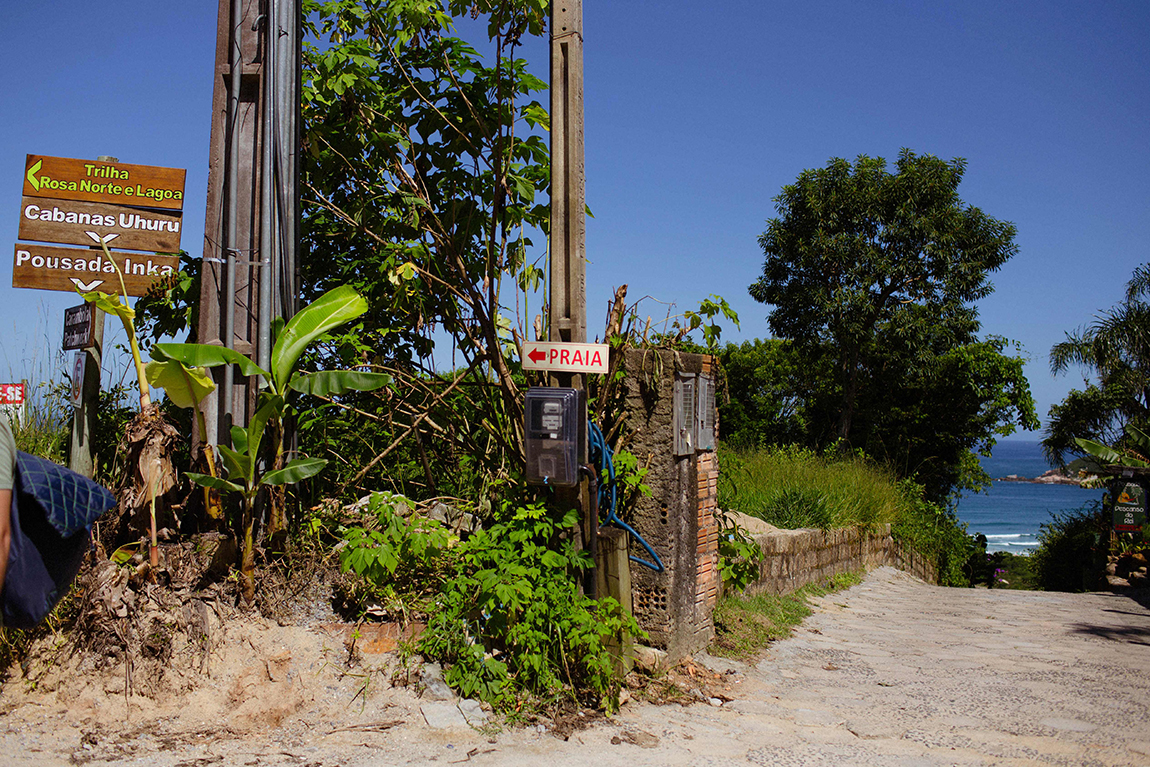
[0,489,10,594]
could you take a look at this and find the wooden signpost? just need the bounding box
[12,153,186,477]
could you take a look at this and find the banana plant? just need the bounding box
[151,285,390,600]
[77,241,170,567]
[1075,423,1150,468]
[144,358,224,520]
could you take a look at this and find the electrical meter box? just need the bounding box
[524,387,586,487]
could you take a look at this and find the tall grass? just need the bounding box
[2,301,138,466]
[719,445,902,529]
[719,444,974,586]
[2,304,72,462]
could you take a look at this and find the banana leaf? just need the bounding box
[217,444,249,483]
[152,343,268,379]
[288,370,391,397]
[144,360,215,409]
[261,457,328,486]
[186,472,244,494]
[271,285,367,391]
[1073,437,1150,468]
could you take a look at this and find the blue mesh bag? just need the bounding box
[2,452,117,628]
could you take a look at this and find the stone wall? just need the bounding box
[738,519,937,597]
[622,349,720,661]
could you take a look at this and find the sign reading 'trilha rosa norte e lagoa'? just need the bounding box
[13,154,187,297]
[23,155,185,211]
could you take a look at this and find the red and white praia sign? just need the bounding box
[521,342,610,375]
[0,383,24,406]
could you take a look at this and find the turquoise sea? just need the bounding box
[954,440,1102,554]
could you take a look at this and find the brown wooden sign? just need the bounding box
[62,303,97,350]
[23,154,186,211]
[12,243,179,297]
[18,196,182,252]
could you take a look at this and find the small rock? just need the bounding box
[420,662,456,701]
[458,698,486,726]
[708,697,723,707]
[618,688,631,706]
[631,645,667,673]
[421,702,469,730]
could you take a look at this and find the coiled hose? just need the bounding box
[587,420,664,572]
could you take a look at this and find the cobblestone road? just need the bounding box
[5,567,1148,766]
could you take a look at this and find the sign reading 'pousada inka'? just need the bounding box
[12,243,178,297]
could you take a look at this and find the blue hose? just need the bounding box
[588,420,664,572]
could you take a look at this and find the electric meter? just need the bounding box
[524,387,586,487]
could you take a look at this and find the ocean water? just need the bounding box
[954,440,1103,554]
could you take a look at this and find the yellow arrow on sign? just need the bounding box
[25,159,42,191]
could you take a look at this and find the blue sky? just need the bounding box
[1,1,1148,439]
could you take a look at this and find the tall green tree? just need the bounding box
[1044,263,1150,465]
[750,150,1021,442]
[301,0,550,494]
[745,151,1036,501]
[718,339,824,450]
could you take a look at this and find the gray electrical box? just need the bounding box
[524,387,586,487]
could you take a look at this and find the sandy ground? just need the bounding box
[1,566,1148,766]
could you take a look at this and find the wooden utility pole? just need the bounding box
[549,0,596,593]
[549,0,587,356]
[197,0,300,447]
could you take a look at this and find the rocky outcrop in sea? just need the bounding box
[998,469,1081,486]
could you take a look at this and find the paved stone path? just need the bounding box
[6,567,1149,765]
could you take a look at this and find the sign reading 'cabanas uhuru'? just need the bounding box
[23,155,185,211]
[18,198,182,252]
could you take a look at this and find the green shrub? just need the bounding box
[1031,502,1106,592]
[717,513,764,592]
[891,480,973,587]
[419,502,640,709]
[339,494,641,710]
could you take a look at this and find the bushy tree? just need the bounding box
[301,0,550,495]
[718,339,823,449]
[744,151,1037,501]
[750,150,1020,441]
